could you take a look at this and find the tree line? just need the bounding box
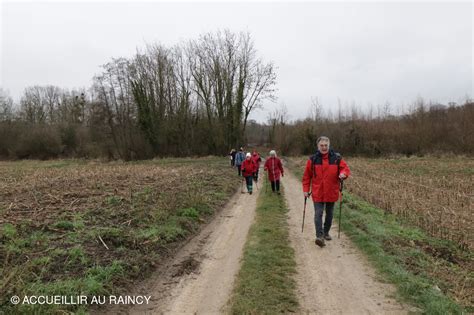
[266,98,474,156]
[1,29,471,160]
[0,30,276,160]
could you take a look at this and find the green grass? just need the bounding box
[229,187,299,314]
[2,223,17,238]
[0,159,87,170]
[13,261,125,314]
[0,157,239,314]
[287,158,470,314]
[339,193,468,314]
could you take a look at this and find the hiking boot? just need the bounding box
[315,238,325,247]
[249,191,252,195]
[324,234,332,241]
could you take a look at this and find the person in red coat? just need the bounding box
[251,150,262,182]
[264,150,284,194]
[302,136,351,247]
[241,153,257,194]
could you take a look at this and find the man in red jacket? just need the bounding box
[241,152,257,194]
[302,136,351,247]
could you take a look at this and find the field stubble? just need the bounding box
[0,158,236,314]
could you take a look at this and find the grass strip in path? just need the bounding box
[229,185,299,314]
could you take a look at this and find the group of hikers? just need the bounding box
[229,147,284,195]
[229,135,351,248]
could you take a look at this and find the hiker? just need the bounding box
[302,136,351,247]
[234,147,245,176]
[229,149,237,167]
[241,152,257,194]
[251,149,262,182]
[264,150,284,194]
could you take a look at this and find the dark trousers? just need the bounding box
[270,180,280,192]
[245,176,253,192]
[236,165,242,176]
[313,202,335,238]
[254,168,259,181]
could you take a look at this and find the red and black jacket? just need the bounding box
[302,150,350,202]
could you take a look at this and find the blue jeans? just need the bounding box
[313,202,335,238]
[245,176,253,192]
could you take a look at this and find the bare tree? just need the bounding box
[267,104,290,153]
[310,96,323,122]
[189,30,276,151]
[20,86,47,124]
[0,89,14,122]
[93,58,138,160]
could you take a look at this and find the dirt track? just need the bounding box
[103,168,414,314]
[125,180,260,314]
[283,170,411,314]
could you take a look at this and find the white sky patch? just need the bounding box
[1,1,472,122]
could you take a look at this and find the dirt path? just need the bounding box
[123,179,260,314]
[283,170,412,314]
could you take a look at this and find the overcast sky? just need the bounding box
[1,1,472,122]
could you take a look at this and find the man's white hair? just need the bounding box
[317,136,330,144]
[269,150,276,156]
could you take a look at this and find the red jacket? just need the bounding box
[302,150,350,202]
[264,157,284,181]
[252,152,262,167]
[241,159,257,177]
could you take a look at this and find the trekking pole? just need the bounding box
[302,192,311,232]
[338,179,344,239]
